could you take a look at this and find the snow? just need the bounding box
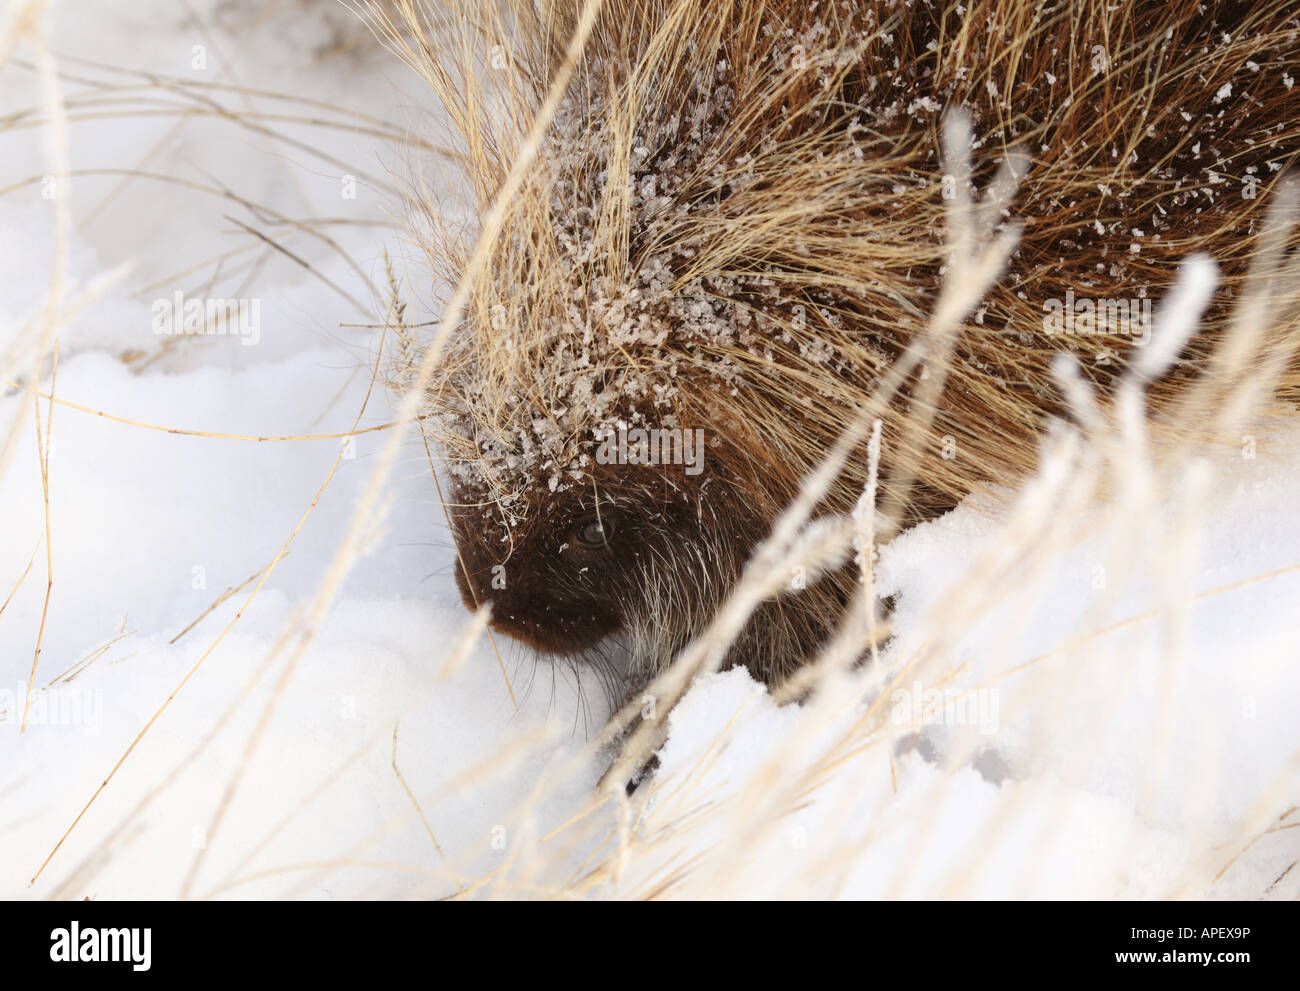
[0,0,1296,900]
[623,424,1300,899]
[0,0,610,900]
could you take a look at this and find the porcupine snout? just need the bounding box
[448,498,628,656]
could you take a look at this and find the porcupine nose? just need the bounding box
[452,559,617,655]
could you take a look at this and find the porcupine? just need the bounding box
[386,0,1300,702]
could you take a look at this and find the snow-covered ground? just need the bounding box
[0,0,1296,899]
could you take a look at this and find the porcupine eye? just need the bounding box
[572,514,615,549]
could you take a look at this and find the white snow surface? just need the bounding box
[0,0,1295,900]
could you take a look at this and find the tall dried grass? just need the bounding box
[4,0,1298,900]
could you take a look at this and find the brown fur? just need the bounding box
[380,0,1300,693]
